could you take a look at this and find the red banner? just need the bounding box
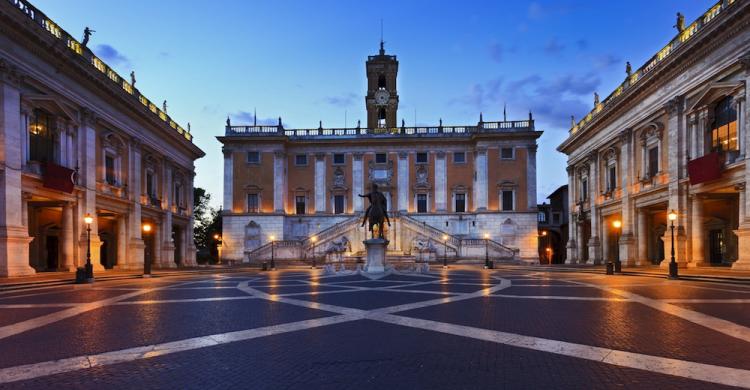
[42,162,76,193]
[687,152,723,185]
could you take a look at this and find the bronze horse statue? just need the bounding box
[359,183,391,239]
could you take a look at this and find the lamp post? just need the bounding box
[612,220,622,273]
[83,213,94,283]
[668,210,679,279]
[311,236,317,269]
[142,223,152,277]
[270,235,276,271]
[483,233,491,269]
[540,230,548,264]
[442,234,448,269]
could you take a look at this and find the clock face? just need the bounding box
[374,90,390,105]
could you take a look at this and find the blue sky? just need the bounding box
[34,0,710,207]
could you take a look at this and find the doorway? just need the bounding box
[709,229,725,264]
[45,236,59,270]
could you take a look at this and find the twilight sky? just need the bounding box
[34,0,709,208]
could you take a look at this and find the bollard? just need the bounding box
[614,260,622,273]
[261,262,268,271]
[75,267,87,284]
[606,262,614,275]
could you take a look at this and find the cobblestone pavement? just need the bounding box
[0,265,749,389]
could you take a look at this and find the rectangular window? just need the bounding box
[28,110,55,163]
[607,165,617,191]
[375,153,387,164]
[105,155,116,185]
[333,153,345,165]
[146,172,155,197]
[295,154,308,166]
[538,211,547,223]
[247,151,260,164]
[247,193,259,213]
[581,179,588,202]
[417,194,428,213]
[334,195,345,214]
[500,147,514,159]
[552,212,561,224]
[455,193,465,213]
[453,152,466,164]
[416,152,428,164]
[648,147,659,178]
[295,196,306,214]
[501,190,514,211]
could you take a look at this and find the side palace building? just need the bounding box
[219,44,542,264]
[0,0,205,276]
[558,0,750,270]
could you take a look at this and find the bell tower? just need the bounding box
[366,41,399,129]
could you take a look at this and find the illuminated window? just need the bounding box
[710,96,738,153]
[28,109,56,163]
[378,108,386,128]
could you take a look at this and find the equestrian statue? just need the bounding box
[359,183,391,239]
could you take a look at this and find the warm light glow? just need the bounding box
[613,220,622,229]
[442,235,448,241]
[541,231,547,236]
[269,235,276,242]
[668,210,678,221]
[83,214,94,225]
[311,236,317,243]
[483,233,489,239]
[142,223,152,233]
[545,247,552,252]
[213,234,220,240]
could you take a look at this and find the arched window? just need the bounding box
[710,96,738,153]
[378,74,386,89]
[378,108,386,128]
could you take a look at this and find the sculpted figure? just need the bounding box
[359,183,391,239]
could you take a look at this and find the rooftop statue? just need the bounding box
[675,12,685,32]
[359,183,391,239]
[594,92,600,107]
[82,27,95,47]
[130,71,136,88]
[625,61,632,77]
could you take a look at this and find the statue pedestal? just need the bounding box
[363,238,388,274]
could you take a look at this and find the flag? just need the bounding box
[42,162,76,193]
[687,152,723,185]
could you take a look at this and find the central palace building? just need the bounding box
[218,43,542,264]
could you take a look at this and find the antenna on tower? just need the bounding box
[503,102,507,122]
[379,19,385,55]
[253,107,257,126]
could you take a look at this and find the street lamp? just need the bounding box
[213,233,222,264]
[270,235,276,271]
[540,230,548,264]
[142,223,152,277]
[83,213,94,283]
[612,220,622,273]
[668,210,679,279]
[311,236,317,269]
[483,233,492,269]
[442,234,449,269]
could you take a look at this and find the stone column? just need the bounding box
[115,215,131,269]
[222,148,233,212]
[59,202,75,271]
[619,129,636,266]
[153,223,162,268]
[526,144,538,211]
[565,166,577,263]
[689,195,706,267]
[314,153,326,213]
[665,96,688,268]
[587,153,602,264]
[397,152,408,212]
[161,162,175,267]
[127,137,145,269]
[273,151,286,213]
[435,151,447,211]
[576,221,585,264]
[636,208,649,266]
[353,153,364,212]
[0,69,35,276]
[474,147,488,211]
[78,108,103,271]
[185,172,197,266]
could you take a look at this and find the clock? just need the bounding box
[374,90,390,105]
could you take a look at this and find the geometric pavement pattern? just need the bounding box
[0,266,749,388]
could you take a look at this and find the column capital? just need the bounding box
[129,136,142,150]
[663,95,684,116]
[274,151,286,159]
[398,151,408,159]
[736,182,746,192]
[436,151,446,159]
[475,147,487,156]
[315,152,326,161]
[0,59,22,87]
[619,128,633,143]
[80,107,98,127]
[353,152,364,161]
[222,147,233,158]
[526,144,538,153]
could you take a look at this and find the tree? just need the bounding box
[193,187,223,263]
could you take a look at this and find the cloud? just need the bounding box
[576,39,588,51]
[592,54,621,70]
[323,93,358,107]
[94,44,130,67]
[488,42,503,63]
[231,111,286,127]
[454,73,599,129]
[544,38,565,56]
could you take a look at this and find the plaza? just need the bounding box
[0,266,749,388]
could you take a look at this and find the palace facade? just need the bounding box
[219,44,542,264]
[0,0,205,276]
[558,0,750,270]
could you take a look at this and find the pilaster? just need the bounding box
[353,153,364,212]
[435,151,447,211]
[223,147,233,212]
[526,144,537,211]
[474,147,488,211]
[397,152,408,212]
[314,153,326,213]
[273,151,286,213]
